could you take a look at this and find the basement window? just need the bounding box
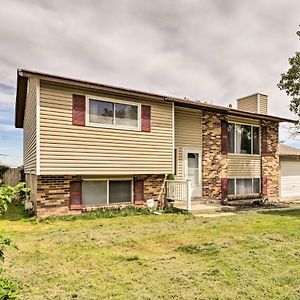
[228,178,260,196]
[82,179,132,206]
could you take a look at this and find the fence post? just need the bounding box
[187,180,192,212]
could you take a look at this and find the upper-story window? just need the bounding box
[228,123,260,154]
[87,96,141,130]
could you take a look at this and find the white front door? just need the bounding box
[184,149,202,197]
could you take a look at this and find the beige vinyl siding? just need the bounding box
[39,81,173,175]
[23,78,37,174]
[228,115,260,126]
[174,107,202,179]
[237,95,258,113]
[227,154,261,178]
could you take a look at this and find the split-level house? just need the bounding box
[15,69,295,216]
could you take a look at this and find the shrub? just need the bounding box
[0,183,22,298]
[167,173,176,180]
[0,183,30,213]
[0,274,19,300]
[0,165,9,180]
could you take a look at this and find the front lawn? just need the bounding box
[2,209,300,299]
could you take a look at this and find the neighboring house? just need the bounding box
[279,144,300,201]
[15,69,295,216]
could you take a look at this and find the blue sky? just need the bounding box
[0,0,300,166]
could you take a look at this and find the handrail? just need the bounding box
[166,179,192,212]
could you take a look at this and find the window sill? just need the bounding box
[228,193,261,200]
[86,122,141,132]
[69,204,83,210]
[227,153,261,157]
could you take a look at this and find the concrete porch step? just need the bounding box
[173,200,237,214]
[190,204,237,214]
[191,197,222,205]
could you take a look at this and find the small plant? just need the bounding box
[167,173,176,180]
[0,183,22,298]
[36,207,153,223]
[177,243,220,256]
[0,182,30,215]
[0,237,17,262]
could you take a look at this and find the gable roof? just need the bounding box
[279,144,300,156]
[15,69,297,128]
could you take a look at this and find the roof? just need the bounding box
[279,144,300,157]
[15,69,298,128]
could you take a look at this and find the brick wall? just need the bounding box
[34,174,167,216]
[36,175,80,217]
[133,174,167,208]
[202,111,227,200]
[261,120,279,201]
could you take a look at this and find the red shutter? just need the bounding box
[221,178,228,200]
[72,94,86,126]
[70,181,82,210]
[221,120,228,155]
[262,126,268,156]
[262,177,268,196]
[134,180,144,205]
[141,105,151,132]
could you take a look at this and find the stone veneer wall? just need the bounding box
[202,111,227,200]
[35,174,167,216]
[133,174,167,208]
[261,120,279,201]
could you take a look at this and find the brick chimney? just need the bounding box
[237,93,268,114]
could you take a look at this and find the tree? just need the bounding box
[278,26,300,124]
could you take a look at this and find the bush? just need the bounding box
[0,165,9,180]
[0,183,30,214]
[0,183,23,298]
[36,207,153,223]
[0,274,19,300]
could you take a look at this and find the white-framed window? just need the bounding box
[228,178,260,196]
[228,123,260,155]
[86,96,141,130]
[82,179,133,206]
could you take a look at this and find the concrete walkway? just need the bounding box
[194,205,300,218]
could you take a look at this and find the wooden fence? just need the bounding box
[3,168,21,186]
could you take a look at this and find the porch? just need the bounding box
[166,180,236,214]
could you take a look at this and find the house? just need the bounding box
[15,69,295,216]
[279,144,300,201]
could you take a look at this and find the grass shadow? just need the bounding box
[0,204,27,221]
[258,208,300,218]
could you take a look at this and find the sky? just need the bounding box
[0,0,299,166]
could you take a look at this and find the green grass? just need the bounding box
[1,208,300,299]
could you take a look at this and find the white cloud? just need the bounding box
[0,124,15,131]
[0,0,299,145]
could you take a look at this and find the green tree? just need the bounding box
[278,26,300,122]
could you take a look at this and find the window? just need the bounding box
[109,181,132,204]
[82,181,107,206]
[227,123,260,154]
[88,97,140,130]
[228,123,235,153]
[228,178,261,196]
[82,180,132,206]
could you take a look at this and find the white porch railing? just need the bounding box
[166,179,192,211]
